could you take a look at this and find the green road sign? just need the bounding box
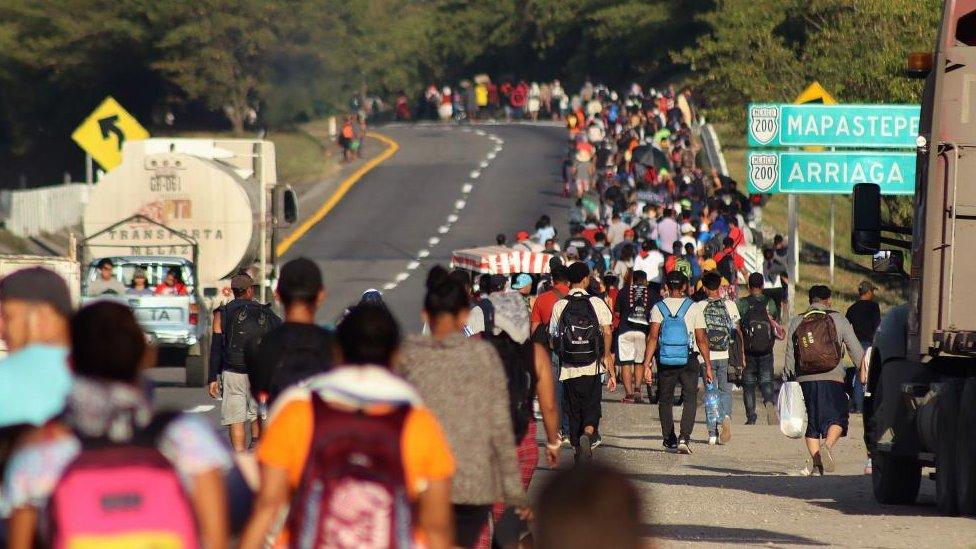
[746,151,915,195]
[748,104,920,148]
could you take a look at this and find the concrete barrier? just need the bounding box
[700,123,730,177]
[0,184,90,237]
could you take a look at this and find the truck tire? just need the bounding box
[868,365,922,505]
[957,377,976,515]
[185,342,209,388]
[936,379,962,516]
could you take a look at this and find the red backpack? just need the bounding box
[287,394,413,548]
[48,414,199,549]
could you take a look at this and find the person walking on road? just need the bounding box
[736,273,781,425]
[642,271,712,454]
[784,285,864,476]
[208,273,281,452]
[245,258,334,408]
[615,270,656,403]
[241,304,455,549]
[549,262,616,463]
[700,271,743,445]
[398,267,525,548]
[845,280,880,414]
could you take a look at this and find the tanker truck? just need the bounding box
[851,0,976,516]
[80,138,297,386]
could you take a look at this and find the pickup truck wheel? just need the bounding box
[937,379,962,516]
[185,345,208,388]
[957,377,976,515]
[872,451,921,505]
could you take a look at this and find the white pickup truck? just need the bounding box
[82,256,211,386]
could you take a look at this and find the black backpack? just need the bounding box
[224,300,280,367]
[718,253,737,285]
[626,284,651,327]
[481,299,536,443]
[556,294,602,367]
[742,296,774,355]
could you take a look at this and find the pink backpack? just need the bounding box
[287,393,412,548]
[48,415,199,549]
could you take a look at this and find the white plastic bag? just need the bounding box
[778,381,807,439]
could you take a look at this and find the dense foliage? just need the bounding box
[0,0,943,184]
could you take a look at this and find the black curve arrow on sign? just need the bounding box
[98,115,125,150]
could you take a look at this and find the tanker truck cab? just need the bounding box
[82,256,211,385]
[850,0,976,516]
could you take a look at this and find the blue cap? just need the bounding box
[512,273,532,290]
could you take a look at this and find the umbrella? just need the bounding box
[631,144,669,169]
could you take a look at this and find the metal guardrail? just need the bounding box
[0,184,90,238]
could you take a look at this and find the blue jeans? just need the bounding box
[552,356,570,434]
[703,358,733,435]
[742,353,775,422]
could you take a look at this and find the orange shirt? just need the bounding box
[258,399,454,496]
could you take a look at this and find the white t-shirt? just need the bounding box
[633,250,665,284]
[698,298,740,360]
[550,289,613,381]
[650,297,707,353]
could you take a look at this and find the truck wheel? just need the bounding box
[937,379,962,516]
[185,343,209,388]
[957,377,976,515]
[872,451,921,504]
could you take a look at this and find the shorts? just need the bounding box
[616,330,647,363]
[452,504,492,548]
[800,380,849,438]
[221,370,258,426]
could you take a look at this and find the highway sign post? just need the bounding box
[748,104,920,148]
[71,96,149,172]
[746,151,915,195]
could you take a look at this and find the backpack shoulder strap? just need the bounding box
[676,298,694,319]
[479,299,495,334]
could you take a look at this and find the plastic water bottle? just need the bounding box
[704,381,721,431]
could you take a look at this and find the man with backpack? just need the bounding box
[615,270,658,403]
[699,272,744,445]
[549,262,616,463]
[242,304,455,548]
[642,271,712,454]
[208,273,281,452]
[784,285,864,475]
[714,237,745,287]
[737,272,781,425]
[246,258,334,408]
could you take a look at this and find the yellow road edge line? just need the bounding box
[276,130,400,256]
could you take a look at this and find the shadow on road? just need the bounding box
[630,472,947,517]
[641,523,827,545]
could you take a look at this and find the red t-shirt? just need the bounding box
[729,225,744,249]
[530,283,570,327]
[714,249,745,271]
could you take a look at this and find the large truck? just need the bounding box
[851,0,976,516]
[81,138,297,386]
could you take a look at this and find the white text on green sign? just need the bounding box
[748,104,920,148]
[747,151,915,195]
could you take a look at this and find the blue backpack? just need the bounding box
[656,299,694,366]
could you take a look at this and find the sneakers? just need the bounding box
[576,434,593,463]
[663,434,678,451]
[590,433,603,449]
[864,458,873,475]
[764,401,778,425]
[559,431,571,448]
[708,435,718,446]
[677,438,692,454]
[820,444,836,473]
[719,416,732,444]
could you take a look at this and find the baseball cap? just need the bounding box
[624,228,635,237]
[0,267,73,317]
[512,273,532,290]
[231,273,255,290]
[566,245,579,257]
[680,222,695,234]
[516,230,530,241]
[665,270,689,288]
[858,280,877,295]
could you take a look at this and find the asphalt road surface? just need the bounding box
[149,123,976,546]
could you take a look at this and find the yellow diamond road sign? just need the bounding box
[794,81,837,106]
[71,96,149,171]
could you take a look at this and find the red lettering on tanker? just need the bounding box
[135,199,192,226]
